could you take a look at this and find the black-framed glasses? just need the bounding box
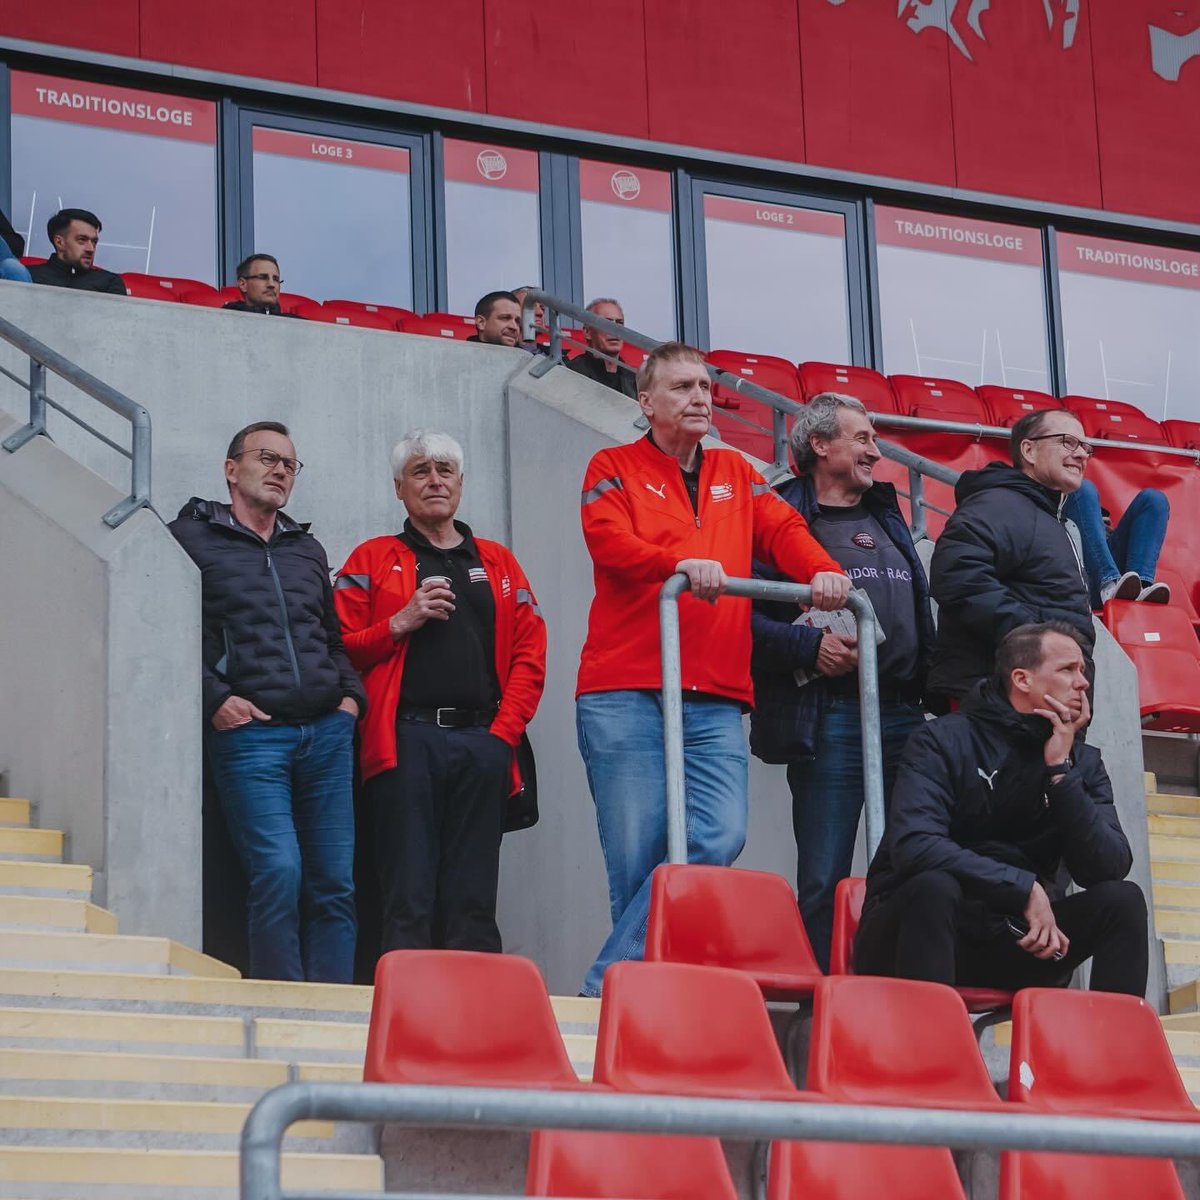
[242,273,283,284]
[231,448,304,475]
[1025,433,1094,459]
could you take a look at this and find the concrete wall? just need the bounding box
[0,409,202,944]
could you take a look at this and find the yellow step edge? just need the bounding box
[0,1045,288,1087]
[0,1147,382,1189]
[255,1017,368,1053]
[296,1061,364,1083]
[1152,860,1200,884]
[1149,793,1200,817]
[0,967,374,1013]
[1154,909,1200,937]
[1165,1028,1200,1057]
[0,861,91,891]
[1169,979,1200,1015]
[0,896,117,933]
[1149,836,1200,862]
[1164,939,1200,965]
[1147,771,1158,792]
[0,798,31,826]
[0,1005,245,1049]
[0,930,239,978]
[551,995,601,1025]
[1150,815,1200,839]
[0,827,63,859]
[0,1094,333,1138]
[1153,884,1200,910]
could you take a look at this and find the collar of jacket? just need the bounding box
[399,517,477,554]
[959,676,1058,747]
[954,461,1064,517]
[775,472,901,522]
[178,496,309,538]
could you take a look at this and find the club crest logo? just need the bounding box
[476,149,508,181]
[611,170,642,201]
[710,483,734,503]
[852,531,876,550]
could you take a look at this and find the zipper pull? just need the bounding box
[695,516,701,529]
[266,549,272,568]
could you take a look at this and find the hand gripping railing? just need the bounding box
[240,1080,1200,1200]
[0,312,151,527]
[660,574,885,863]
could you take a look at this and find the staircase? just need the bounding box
[0,792,600,1198]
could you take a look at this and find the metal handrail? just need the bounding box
[659,574,885,863]
[240,1080,1200,1200]
[0,313,151,527]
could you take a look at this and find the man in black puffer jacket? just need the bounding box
[928,409,1094,706]
[170,421,365,984]
[856,621,1146,997]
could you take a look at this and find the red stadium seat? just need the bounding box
[708,351,803,404]
[829,877,1013,1013]
[121,272,183,301]
[182,288,234,308]
[423,311,476,327]
[401,315,478,341]
[1008,989,1196,1122]
[592,961,800,1100]
[768,1138,966,1200]
[977,386,1061,427]
[1065,395,1166,444]
[19,256,41,267]
[1154,567,1200,625]
[1102,599,1200,654]
[645,865,823,1002]
[323,299,416,328]
[808,975,1006,1111]
[1164,420,1200,451]
[526,1130,738,1199]
[364,950,582,1088]
[798,362,900,414]
[1000,1150,1184,1200]
[890,375,991,425]
[292,300,396,331]
[217,286,313,314]
[1122,646,1200,733]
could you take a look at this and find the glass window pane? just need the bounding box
[1057,231,1200,421]
[580,159,675,340]
[251,127,412,307]
[10,71,218,283]
[876,206,1050,389]
[703,195,849,361]
[443,138,540,316]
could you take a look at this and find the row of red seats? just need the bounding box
[1102,600,1200,733]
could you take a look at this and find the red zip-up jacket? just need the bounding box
[334,534,546,788]
[577,435,844,706]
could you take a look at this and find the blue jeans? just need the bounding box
[787,696,926,972]
[577,690,748,997]
[1063,480,1169,607]
[205,709,357,982]
[0,257,31,283]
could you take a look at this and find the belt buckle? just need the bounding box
[435,707,454,728]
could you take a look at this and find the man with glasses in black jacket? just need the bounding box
[223,253,298,317]
[170,421,365,982]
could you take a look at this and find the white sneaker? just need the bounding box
[1137,581,1171,604]
[1100,571,1142,604]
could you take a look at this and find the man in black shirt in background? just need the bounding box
[567,297,637,399]
[28,208,125,294]
[750,392,934,969]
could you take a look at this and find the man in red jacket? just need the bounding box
[335,431,546,953]
[576,342,849,996]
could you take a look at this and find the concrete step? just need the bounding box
[1154,883,1200,910]
[0,862,91,900]
[1150,835,1200,862]
[0,897,116,934]
[0,799,31,827]
[1149,792,1200,817]
[1155,908,1200,938]
[1152,859,1200,884]
[1169,979,1200,1015]
[0,828,63,863]
[253,1017,367,1062]
[0,1095,345,1152]
[0,1005,246,1058]
[0,931,238,978]
[0,1146,382,1197]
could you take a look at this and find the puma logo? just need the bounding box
[977,767,999,790]
[645,482,667,499]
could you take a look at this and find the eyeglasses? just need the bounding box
[231,448,304,475]
[242,273,282,284]
[1025,433,1094,459]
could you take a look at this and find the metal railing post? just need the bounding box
[772,406,788,470]
[548,306,563,364]
[660,574,885,866]
[1,359,47,453]
[907,466,928,541]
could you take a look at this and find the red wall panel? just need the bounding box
[0,0,140,58]
[1091,1,1200,223]
[644,0,804,162]
[316,0,486,111]
[948,0,1101,208]
[484,0,648,137]
[140,0,317,86]
[798,0,955,186]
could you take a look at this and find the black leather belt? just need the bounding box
[397,706,496,728]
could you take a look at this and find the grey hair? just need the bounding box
[789,392,868,476]
[390,430,465,479]
[586,297,623,314]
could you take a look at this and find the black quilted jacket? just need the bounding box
[170,498,365,724]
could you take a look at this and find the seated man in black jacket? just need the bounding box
[28,208,125,294]
[170,421,366,984]
[856,621,1147,996]
[223,253,298,316]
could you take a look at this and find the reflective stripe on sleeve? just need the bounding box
[334,573,370,591]
[751,481,774,497]
[516,587,543,616]
[581,476,623,505]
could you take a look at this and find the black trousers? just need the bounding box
[855,870,1148,997]
[365,721,510,953]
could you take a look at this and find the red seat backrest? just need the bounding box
[323,299,416,328]
[1121,645,1200,733]
[1064,396,1166,443]
[363,950,579,1087]
[798,362,900,414]
[400,315,478,341]
[809,976,997,1108]
[976,386,1061,427]
[1164,419,1200,451]
[121,273,183,301]
[708,351,803,404]
[769,1139,967,1200]
[527,1130,738,1200]
[645,864,821,991]
[829,876,866,975]
[423,311,476,326]
[1102,600,1199,654]
[890,375,990,424]
[1008,988,1194,1118]
[592,961,797,1099]
[1000,1151,1185,1200]
[293,300,396,331]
